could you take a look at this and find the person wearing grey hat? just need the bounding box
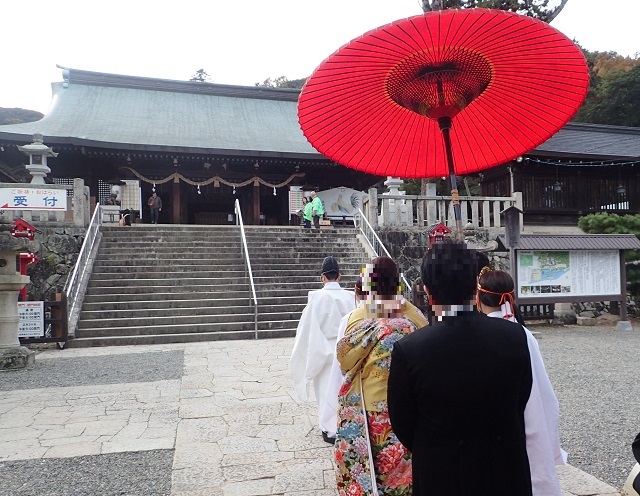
[290,256,355,444]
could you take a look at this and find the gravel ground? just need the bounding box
[0,351,184,391]
[0,449,173,495]
[535,324,640,489]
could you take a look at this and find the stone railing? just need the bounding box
[363,188,522,231]
[0,179,90,228]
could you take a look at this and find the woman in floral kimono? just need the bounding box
[335,256,427,496]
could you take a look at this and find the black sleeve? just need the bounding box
[388,343,417,452]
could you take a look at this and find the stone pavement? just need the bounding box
[0,338,621,495]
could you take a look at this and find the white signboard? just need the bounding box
[517,250,620,298]
[316,187,367,219]
[0,187,67,211]
[289,186,304,215]
[18,301,45,338]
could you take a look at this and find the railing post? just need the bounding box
[513,191,524,232]
[369,188,379,230]
[416,198,424,227]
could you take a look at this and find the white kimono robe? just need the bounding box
[488,310,567,496]
[289,282,355,426]
[319,310,352,437]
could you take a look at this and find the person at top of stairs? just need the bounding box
[309,191,324,231]
[289,256,355,444]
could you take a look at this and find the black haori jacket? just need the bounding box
[388,312,534,496]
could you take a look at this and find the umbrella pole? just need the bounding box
[438,117,464,242]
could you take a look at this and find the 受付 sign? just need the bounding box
[0,187,67,211]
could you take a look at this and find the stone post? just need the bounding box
[368,188,378,230]
[425,183,437,225]
[73,178,87,227]
[0,232,35,369]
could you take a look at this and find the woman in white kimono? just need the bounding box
[476,268,568,496]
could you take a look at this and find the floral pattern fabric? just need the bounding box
[335,318,417,496]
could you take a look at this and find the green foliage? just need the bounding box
[189,69,212,82]
[578,212,640,234]
[579,212,640,296]
[0,108,43,125]
[574,63,640,127]
[421,0,567,22]
[256,76,307,89]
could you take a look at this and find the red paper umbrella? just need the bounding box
[298,9,589,237]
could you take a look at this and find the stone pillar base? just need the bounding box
[615,320,634,332]
[0,346,35,370]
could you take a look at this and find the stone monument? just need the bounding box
[0,225,35,369]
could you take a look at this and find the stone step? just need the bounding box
[75,318,298,337]
[93,259,244,268]
[89,263,365,275]
[94,252,244,261]
[90,269,248,279]
[81,295,307,311]
[85,283,250,295]
[77,309,302,329]
[75,225,362,347]
[66,328,295,348]
[80,303,305,320]
[80,287,324,303]
[83,290,252,303]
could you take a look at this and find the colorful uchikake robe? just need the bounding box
[335,317,420,496]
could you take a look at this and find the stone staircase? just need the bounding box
[68,225,368,347]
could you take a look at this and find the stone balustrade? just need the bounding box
[363,186,522,232]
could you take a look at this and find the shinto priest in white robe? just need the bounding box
[487,309,568,496]
[289,281,355,429]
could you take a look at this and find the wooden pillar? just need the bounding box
[172,176,181,224]
[253,181,261,225]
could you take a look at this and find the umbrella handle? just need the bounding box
[439,118,464,242]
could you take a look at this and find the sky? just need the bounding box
[1,0,638,114]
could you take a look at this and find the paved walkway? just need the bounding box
[0,338,621,495]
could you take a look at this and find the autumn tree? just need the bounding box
[575,63,640,127]
[189,69,212,82]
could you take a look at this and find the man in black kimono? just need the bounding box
[388,243,537,496]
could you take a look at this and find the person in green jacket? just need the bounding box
[302,196,313,229]
[310,191,324,231]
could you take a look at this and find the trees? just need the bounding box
[0,108,43,125]
[574,51,640,127]
[256,76,306,89]
[420,0,568,22]
[189,69,212,82]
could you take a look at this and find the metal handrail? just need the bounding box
[234,199,259,339]
[63,202,103,335]
[354,207,412,300]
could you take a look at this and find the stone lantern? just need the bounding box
[0,226,34,369]
[18,133,58,184]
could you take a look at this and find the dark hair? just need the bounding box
[324,271,339,281]
[354,277,366,298]
[477,270,514,307]
[477,269,525,324]
[368,256,400,298]
[421,243,477,305]
[477,251,491,273]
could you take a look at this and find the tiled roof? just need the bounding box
[532,122,640,159]
[0,69,320,158]
[497,234,640,250]
[0,69,639,160]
